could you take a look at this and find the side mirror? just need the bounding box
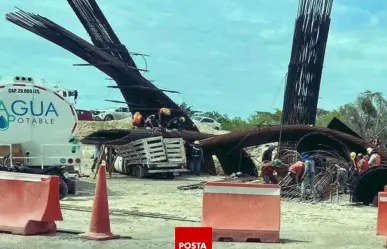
[69,138,79,143]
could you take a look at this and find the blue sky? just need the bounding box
[0,0,386,118]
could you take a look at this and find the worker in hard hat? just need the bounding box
[144,114,158,129]
[132,112,144,128]
[350,151,357,169]
[357,153,369,173]
[158,107,171,128]
[367,148,381,167]
[166,116,186,130]
[288,160,305,185]
[300,152,318,200]
[189,140,203,176]
[260,159,282,184]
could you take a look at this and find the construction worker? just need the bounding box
[144,114,158,129]
[158,107,171,128]
[189,140,203,176]
[350,152,357,170]
[288,160,305,184]
[132,112,144,128]
[357,153,369,173]
[91,143,102,172]
[260,159,282,184]
[300,152,318,200]
[334,164,348,194]
[367,147,381,167]
[167,116,185,130]
[261,146,275,163]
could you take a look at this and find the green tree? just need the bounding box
[178,102,198,116]
[339,91,387,139]
[201,111,250,131]
[315,108,344,127]
[248,109,282,125]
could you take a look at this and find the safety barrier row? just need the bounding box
[0,172,63,235]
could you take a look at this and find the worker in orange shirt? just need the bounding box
[260,159,282,184]
[350,152,358,171]
[288,160,305,185]
[132,112,144,128]
[367,147,381,167]
[357,153,369,174]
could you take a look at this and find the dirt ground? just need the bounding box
[0,141,385,248]
[0,167,385,249]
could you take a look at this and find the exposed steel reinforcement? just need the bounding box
[352,166,387,205]
[82,125,385,175]
[5,8,199,132]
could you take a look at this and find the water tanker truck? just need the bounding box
[0,76,82,184]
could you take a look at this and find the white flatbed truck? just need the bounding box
[113,136,189,178]
[0,76,82,193]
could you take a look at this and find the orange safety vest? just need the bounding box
[132,113,143,126]
[359,159,369,172]
[374,154,381,166]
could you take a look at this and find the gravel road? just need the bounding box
[0,168,384,248]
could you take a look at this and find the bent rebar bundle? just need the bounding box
[67,0,140,73]
[5,8,198,131]
[281,0,333,125]
[82,125,387,175]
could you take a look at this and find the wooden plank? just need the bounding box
[147,142,164,148]
[142,136,164,143]
[148,148,165,153]
[165,148,182,153]
[150,151,166,157]
[164,138,181,143]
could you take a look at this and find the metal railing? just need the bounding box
[0,143,82,171]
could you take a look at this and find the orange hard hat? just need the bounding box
[160,108,171,115]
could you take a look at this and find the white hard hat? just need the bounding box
[367,147,373,154]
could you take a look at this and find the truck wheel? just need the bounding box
[134,166,147,178]
[59,179,69,200]
[66,178,76,194]
[215,127,220,130]
[123,164,131,175]
[371,195,378,207]
[104,115,114,121]
[165,173,175,179]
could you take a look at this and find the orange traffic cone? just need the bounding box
[79,165,120,241]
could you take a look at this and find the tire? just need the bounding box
[66,178,76,194]
[165,173,175,179]
[134,166,147,178]
[104,115,114,121]
[59,179,69,200]
[215,127,220,130]
[371,195,378,207]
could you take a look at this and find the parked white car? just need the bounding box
[191,116,221,130]
[92,107,132,121]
